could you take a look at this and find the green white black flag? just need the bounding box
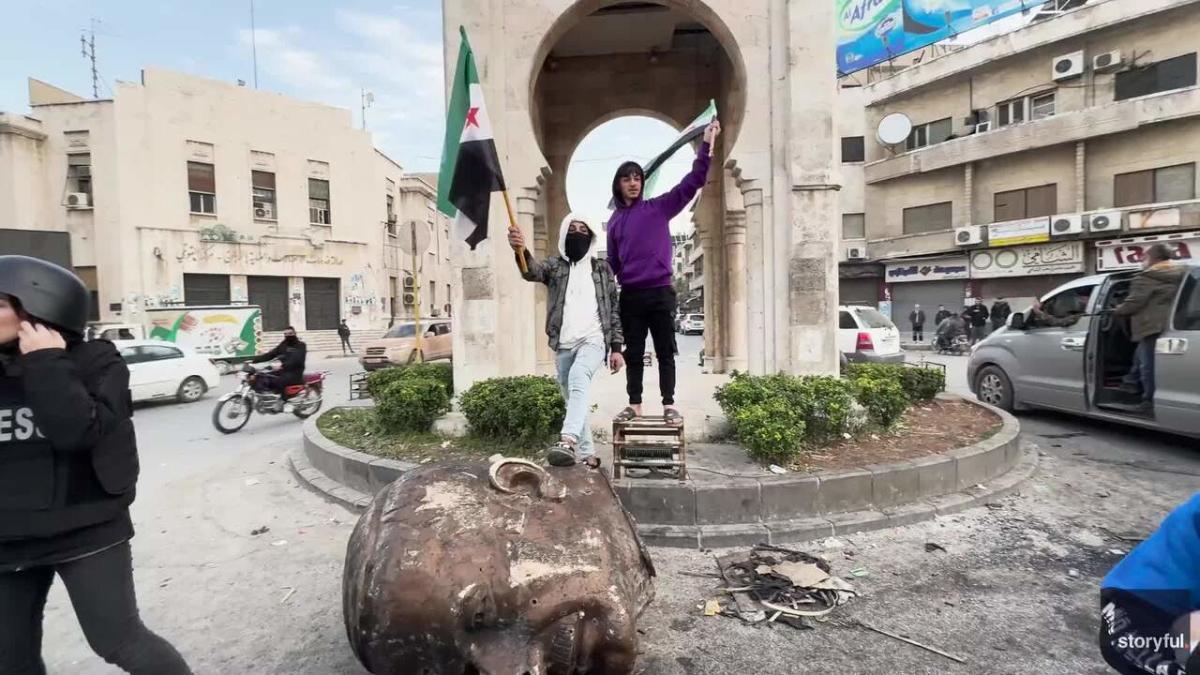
[642,99,718,198]
[436,27,506,250]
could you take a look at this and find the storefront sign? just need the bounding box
[987,217,1050,247]
[884,257,970,282]
[969,241,1085,278]
[1095,231,1200,271]
[1128,207,1182,230]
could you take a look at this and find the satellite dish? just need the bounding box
[877,112,913,146]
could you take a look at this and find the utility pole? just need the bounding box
[410,222,423,362]
[249,0,259,88]
[80,19,98,98]
[361,89,374,130]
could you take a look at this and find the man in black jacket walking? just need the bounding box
[963,298,991,344]
[0,255,191,675]
[908,304,927,343]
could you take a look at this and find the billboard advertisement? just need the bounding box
[146,306,263,360]
[838,0,1029,74]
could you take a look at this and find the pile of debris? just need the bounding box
[711,544,857,630]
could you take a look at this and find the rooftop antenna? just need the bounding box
[361,89,375,130]
[80,19,99,98]
[250,0,259,88]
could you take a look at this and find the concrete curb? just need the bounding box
[291,396,1030,549]
[613,395,1025,547]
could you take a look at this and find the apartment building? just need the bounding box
[837,0,1200,322]
[0,68,452,338]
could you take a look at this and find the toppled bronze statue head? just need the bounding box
[343,458,655,675]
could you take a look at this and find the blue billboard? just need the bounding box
[838,0,1029,74]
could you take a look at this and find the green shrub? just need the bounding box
[715,372,856,456]
[367,362,454,398]
[852,375,909,428]
[375,378,452,433]
[459,376,565,445]
[844,363,944,402]
[729,399,807,461]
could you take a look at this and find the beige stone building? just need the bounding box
[0,68,452,345]
[445,0,840,388]
[839,0,1200,323]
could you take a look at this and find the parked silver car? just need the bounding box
[967,263,1200,438]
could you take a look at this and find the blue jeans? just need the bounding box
[556,340,606,459]
[1136,335,1159,403]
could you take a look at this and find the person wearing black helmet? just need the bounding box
[0,256,191,674]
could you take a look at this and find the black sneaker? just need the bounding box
[546,442,577,467]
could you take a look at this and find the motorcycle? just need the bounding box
[211,363,326,434]
[934,334,972,356]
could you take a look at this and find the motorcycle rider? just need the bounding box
[935,313,968,353]
[0,255,192,675]
[251,326,307,405]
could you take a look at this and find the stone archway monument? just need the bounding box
[445,0,840,392]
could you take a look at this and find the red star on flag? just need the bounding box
[465,107,480,128]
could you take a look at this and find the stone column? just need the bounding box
[531,209,554,375]
[742,185,767,374]
[963,162,975,225]
[784,0,840,375]
[723,209,749,372]
[699,225,716,370]
[1075,141,1086,212]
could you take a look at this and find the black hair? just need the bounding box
[611,161,645,207]
[1146,243,1174,264]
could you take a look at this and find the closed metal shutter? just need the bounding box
[247,276,290,331]
[303,277,340,330]
[890,280,966,327]
[183,274,230,306]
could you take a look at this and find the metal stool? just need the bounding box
[612,416,687,480]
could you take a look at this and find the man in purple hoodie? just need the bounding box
[608,121,720,426]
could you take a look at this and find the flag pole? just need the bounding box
[501,190,529,275]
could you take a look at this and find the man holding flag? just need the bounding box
[608,109,720,427]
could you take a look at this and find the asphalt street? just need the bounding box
[37,342,1200,674]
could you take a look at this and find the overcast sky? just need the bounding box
[0,0,697,233]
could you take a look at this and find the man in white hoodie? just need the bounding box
[508,214,625,466]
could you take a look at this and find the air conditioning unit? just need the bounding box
[1093,50,1124,73]
[974,121,992,134]
[253,204,274,219]
[955,225,984,246]
[846,245,868,261]
[1087,211,1123,233]
[402,276,416,289]
[65,192,90,208]
[402,292,417,306]
[1051,51,1085,81]
[1050,213,1084,237]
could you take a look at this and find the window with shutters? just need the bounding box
[842,213,866,239]
[902,201,953,235]
[1115,53,1197,101]
[187,161,216,214]
[1114,163,1197,207]
[252,170,276,220]
[385,194,396,236]
[993,184,1057,221]
[67,153,93,204]
[308,178,331,225]
[841,136,865,163]
[905,118,953,151]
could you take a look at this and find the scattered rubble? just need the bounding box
[711,544,857,630]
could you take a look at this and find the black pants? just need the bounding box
[340,335,353,354]
[620,287,677,406]
[912,326,924,342]
[0,541,191,675]
[1100,588,1198,675]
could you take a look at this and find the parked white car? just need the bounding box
[114,340,222,404]
[838,305,904,364]
[679,314,705,335]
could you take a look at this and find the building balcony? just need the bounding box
[866,86,1200,184]
[689,273,705,292]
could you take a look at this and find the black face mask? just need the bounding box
[565,232,590,263]
[285,336,298,346]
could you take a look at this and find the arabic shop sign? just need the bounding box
[987,217,1050,247]
[1096,231,1200,271]
[885,256,970,282]
[969,241,1085,279]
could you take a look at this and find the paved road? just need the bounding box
[39,345,1200,674]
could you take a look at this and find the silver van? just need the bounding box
[967,262,1200,438]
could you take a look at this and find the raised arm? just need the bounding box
[648,142,712,219]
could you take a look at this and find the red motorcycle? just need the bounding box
[211,363,326,434]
